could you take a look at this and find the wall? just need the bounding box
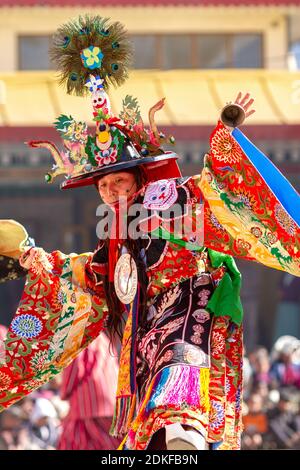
[0,6,290,71]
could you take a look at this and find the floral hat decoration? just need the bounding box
[27,15,181,189]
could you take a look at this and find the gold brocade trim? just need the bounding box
[200,169,300,277]
[200,367,210,413]
[54,254,92,367]
[71,254,90,288]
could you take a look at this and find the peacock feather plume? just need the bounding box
[50,15,133,96]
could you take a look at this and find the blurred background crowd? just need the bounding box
[0,0,300,451]
[242,335,300,450]
[1,325,300,450]
[0,326,121,450]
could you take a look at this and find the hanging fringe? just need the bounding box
[110,394,136,438]
[200,367,210,412]
[110,283,140,438]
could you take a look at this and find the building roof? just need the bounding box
[0,70,299,129]
[0,0,300,6]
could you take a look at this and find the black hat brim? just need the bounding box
[61,152,180,190]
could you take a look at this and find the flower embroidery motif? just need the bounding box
[191,323,205,345]
[193,324,204,334]
[95,147,118,167]
[235,385,242,412]
[250,226,263,238]
[197,289,211,307]
[234,187,258,211]
[30,350,49,372]
[190,334,202,345]
[225,376,231,394]
[210,213,224,231]
[266,232,277,245]
[236,238,251,252]
[210,400,225,430]
[11,314,43,339]
[57,290,67,306]
[0,372,11,392]
[211,127,243,164]
[155,350,174,369]
[211,331,225,354]
[274,204,296,236]
[23,373,52,391]
[52,284,67,310]
[30,249,54,276]
[81,46,104,70]
[192,309,210,323]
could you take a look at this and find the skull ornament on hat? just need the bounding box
[27,15,181,189]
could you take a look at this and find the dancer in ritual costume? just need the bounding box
[0,15,299,450]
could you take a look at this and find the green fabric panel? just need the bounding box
[152,227,205,252]
[207,249,243,325]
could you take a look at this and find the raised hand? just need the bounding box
[234,92,256,119]
[221,92,256,128]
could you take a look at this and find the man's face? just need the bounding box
[97,171,137,207]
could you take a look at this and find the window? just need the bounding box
[18,33,263,71]
[131,35,158,69]
[197,34,262,69]
[196,35,227,69]
[130,33,263,69]
[18,35,54,70]
[290,41,300,69]
[161,35,191,69]
[232,35,262,68]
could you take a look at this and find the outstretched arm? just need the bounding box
[199,93,300,276]
[0,241,109,412]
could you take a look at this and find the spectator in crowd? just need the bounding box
[0,407,30,450]
[267,389,300,450]
[270,336,300,389]
[250,346,271,388]
[242,392,268,450]
[27,397,60,450]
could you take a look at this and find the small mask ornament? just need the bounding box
[143,179,178,211]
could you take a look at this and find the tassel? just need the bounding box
[110,395,136,437]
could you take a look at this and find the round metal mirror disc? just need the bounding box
[114,253,138,304]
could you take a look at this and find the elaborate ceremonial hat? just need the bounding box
[28,15,181,189]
